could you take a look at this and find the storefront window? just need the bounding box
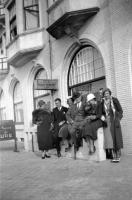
[33,68,50,109]
[8,0,17,41]
[23,0,39,30]
[0,91,6,121]
[13,82,24,123]
[68,46,105,95]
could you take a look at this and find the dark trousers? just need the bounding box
[53,124,62,154]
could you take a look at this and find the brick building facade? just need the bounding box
[0,0,132,154]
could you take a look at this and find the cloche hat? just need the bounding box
[87,93,95,102]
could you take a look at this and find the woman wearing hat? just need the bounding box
[32,100,53,159]
[83,93,102,155]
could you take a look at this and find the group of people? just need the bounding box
[32,88,123,163]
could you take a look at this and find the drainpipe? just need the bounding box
[46,0,52,79]
[46,0,54,109]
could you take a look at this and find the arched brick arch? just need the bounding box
[61,38,105,102]
[9,77,19,97]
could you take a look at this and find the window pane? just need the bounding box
[24,0,39,30]
[34,69,50,97]
[0,91,6,120]
[0,107,6,120]
[69,46,104,87]
[13,82,24,123]
[8,0,17,40]
[14,82,23,103]
[24,0,38,7]
[14,102,24,123]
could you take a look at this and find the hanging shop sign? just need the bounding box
[34,79,58,90]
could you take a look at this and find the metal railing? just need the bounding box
[0,57,8,74]
[0,5,4,16]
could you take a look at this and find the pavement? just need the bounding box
[0,140,132,200]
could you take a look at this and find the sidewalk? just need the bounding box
[0,141,132,200]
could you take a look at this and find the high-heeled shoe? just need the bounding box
[45,154,51,158]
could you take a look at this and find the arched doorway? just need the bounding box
[33,68,51,110]
[68,45,106,97]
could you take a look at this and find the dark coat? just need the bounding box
[83,102,102,140]
[100,97,123,151]
[32,109,53,151]
[52,106,68,137]
[66,102,86,135]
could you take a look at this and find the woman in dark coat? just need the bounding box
[83,93,103,155]
[100,88,123,162]
[32,100,53,159]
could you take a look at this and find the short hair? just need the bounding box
[67,97,74,103]
[37,100,45,107]
[55,98,61,103]
[103,88,112,96]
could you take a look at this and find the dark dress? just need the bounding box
[32,109,53,151]
[83,102,102,140]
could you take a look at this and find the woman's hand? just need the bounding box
[101,115,106,121]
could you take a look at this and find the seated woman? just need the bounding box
[83,93,102,155]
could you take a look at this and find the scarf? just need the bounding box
[104,97,115,118]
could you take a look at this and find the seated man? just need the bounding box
[66,92,86,152]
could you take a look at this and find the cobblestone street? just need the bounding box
[0,141,132,200]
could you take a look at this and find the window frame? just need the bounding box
[67,45,105,95]
[33,68,50,109]
[0,91,6,121]
[13,82,24,124]
[8,0,17,41]
[23,0,40,31]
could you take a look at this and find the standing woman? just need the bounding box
[100,88,123,162]
[32,100,53,159]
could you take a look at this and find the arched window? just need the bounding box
[0,91,6,121]
[13,82,24,123]
[68,46,105,94]
[33,68,50,109]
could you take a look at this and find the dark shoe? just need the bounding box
[42,155,45,159]
[45,154,51,158]
[57,152,61,158]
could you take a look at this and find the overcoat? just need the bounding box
[82,102,102,140]
[52,106,68,138]
[100,97,123,151]
[32,109,53,151]
[66,102,86,135]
